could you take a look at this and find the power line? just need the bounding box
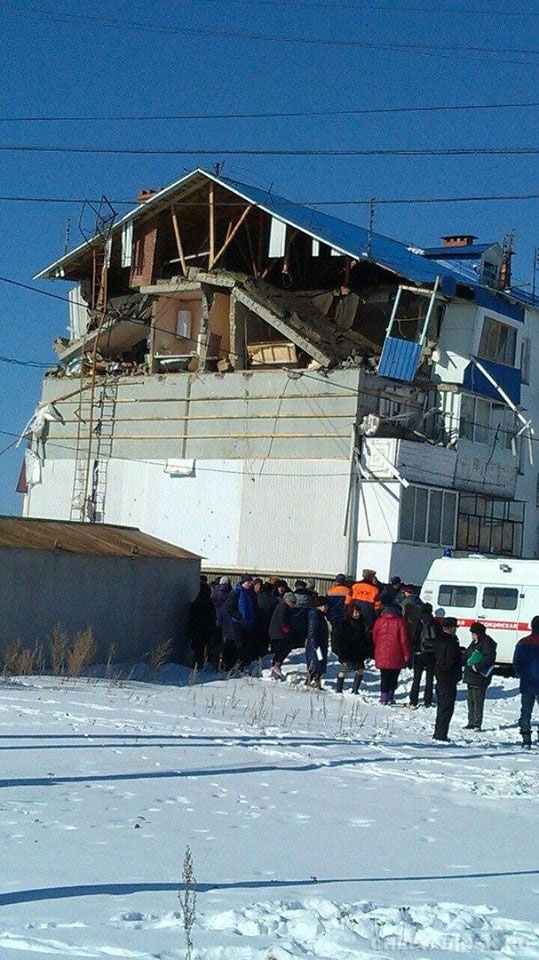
[2,4,537,57]
[0,274,76,303]
[0,145,537,157]
[0,192,537,207]
[1,100,537,122]
[0,354,52,368]
[189,0,537,13]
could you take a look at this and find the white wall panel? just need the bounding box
[25,459,73,519]
[104,459,243,566]
[236,460,350,575]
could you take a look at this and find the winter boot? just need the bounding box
[380,691,390,705]
[351,671,363,695]
[335,674,345,694]
[521,729,532,749]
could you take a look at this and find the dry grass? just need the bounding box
[1,640,44,678]
[0,625,97,679]
[65,628,97,676]
[148,637,173,674]
[50,623,69,676]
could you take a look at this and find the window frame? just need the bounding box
[481,587,519,611]
[456,494,524,558]
[438,584,477,608]
[399,485,458,548]
[459,393,515,448]
[477,315,517,367]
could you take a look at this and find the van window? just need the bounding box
[438,584,477,608]
[482,587,518,611]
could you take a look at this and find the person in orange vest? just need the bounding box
[326,573,351,626]
[345,569,382,633]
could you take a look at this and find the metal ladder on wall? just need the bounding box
[70,376,118,522]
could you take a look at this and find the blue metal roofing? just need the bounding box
[217,172,466,295]
[422,243,496,258]
[36,167,523,309]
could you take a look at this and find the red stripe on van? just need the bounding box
[456,618,529,631]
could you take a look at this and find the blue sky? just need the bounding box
[0,0,537,514]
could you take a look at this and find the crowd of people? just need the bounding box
[187,568,539,749]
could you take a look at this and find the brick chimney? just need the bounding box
[441,234,478,247]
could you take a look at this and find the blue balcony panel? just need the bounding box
[464,358,521,405]
[378,337,422,382]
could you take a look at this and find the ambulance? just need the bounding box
[421,555,539,669]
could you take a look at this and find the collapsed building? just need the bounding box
[19,168,539,582]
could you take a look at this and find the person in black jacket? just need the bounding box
[291,580,315,644]
[187,581,217,669]
[407,603,441,708]
[269,592,297,680]
[253,580,277,658]
[513,616,539,748]
[332,604,373,694]
[463,622,497,731]
[431,617,462,742]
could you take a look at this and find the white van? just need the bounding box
[421,555,539,668]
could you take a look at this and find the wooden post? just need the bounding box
[212,205,253,268]
[171,207,188,276]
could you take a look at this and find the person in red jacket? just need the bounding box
[372,603,412,704]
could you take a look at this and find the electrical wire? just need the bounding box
[1,100,537,122]
[2,4,538,57]
[0,192,538,207]
[0,145,537,157]
[0,354,53,368]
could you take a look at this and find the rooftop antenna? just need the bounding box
[214,161,225,176]
[500,228,515,289]
[64,217,71,255]
[367,198,376,258]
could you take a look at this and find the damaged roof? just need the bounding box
[34,168,475,296]
[236,275,378,365]
[0,517,200,559]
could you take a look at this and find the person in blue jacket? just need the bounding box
[305,595,330,689]
[513,616,539,749]
[221,575,258,672]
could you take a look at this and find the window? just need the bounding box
[459,394,514,448]
[176,309,192,339]
[133,236,145,275]
[438,584,477,607]
[481,260,499,287]
[482,587,518,611]
[478,316,517,366]
[457,494,524,557]
[399,485,458,547]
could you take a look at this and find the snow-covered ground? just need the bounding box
[1,653,538,959]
